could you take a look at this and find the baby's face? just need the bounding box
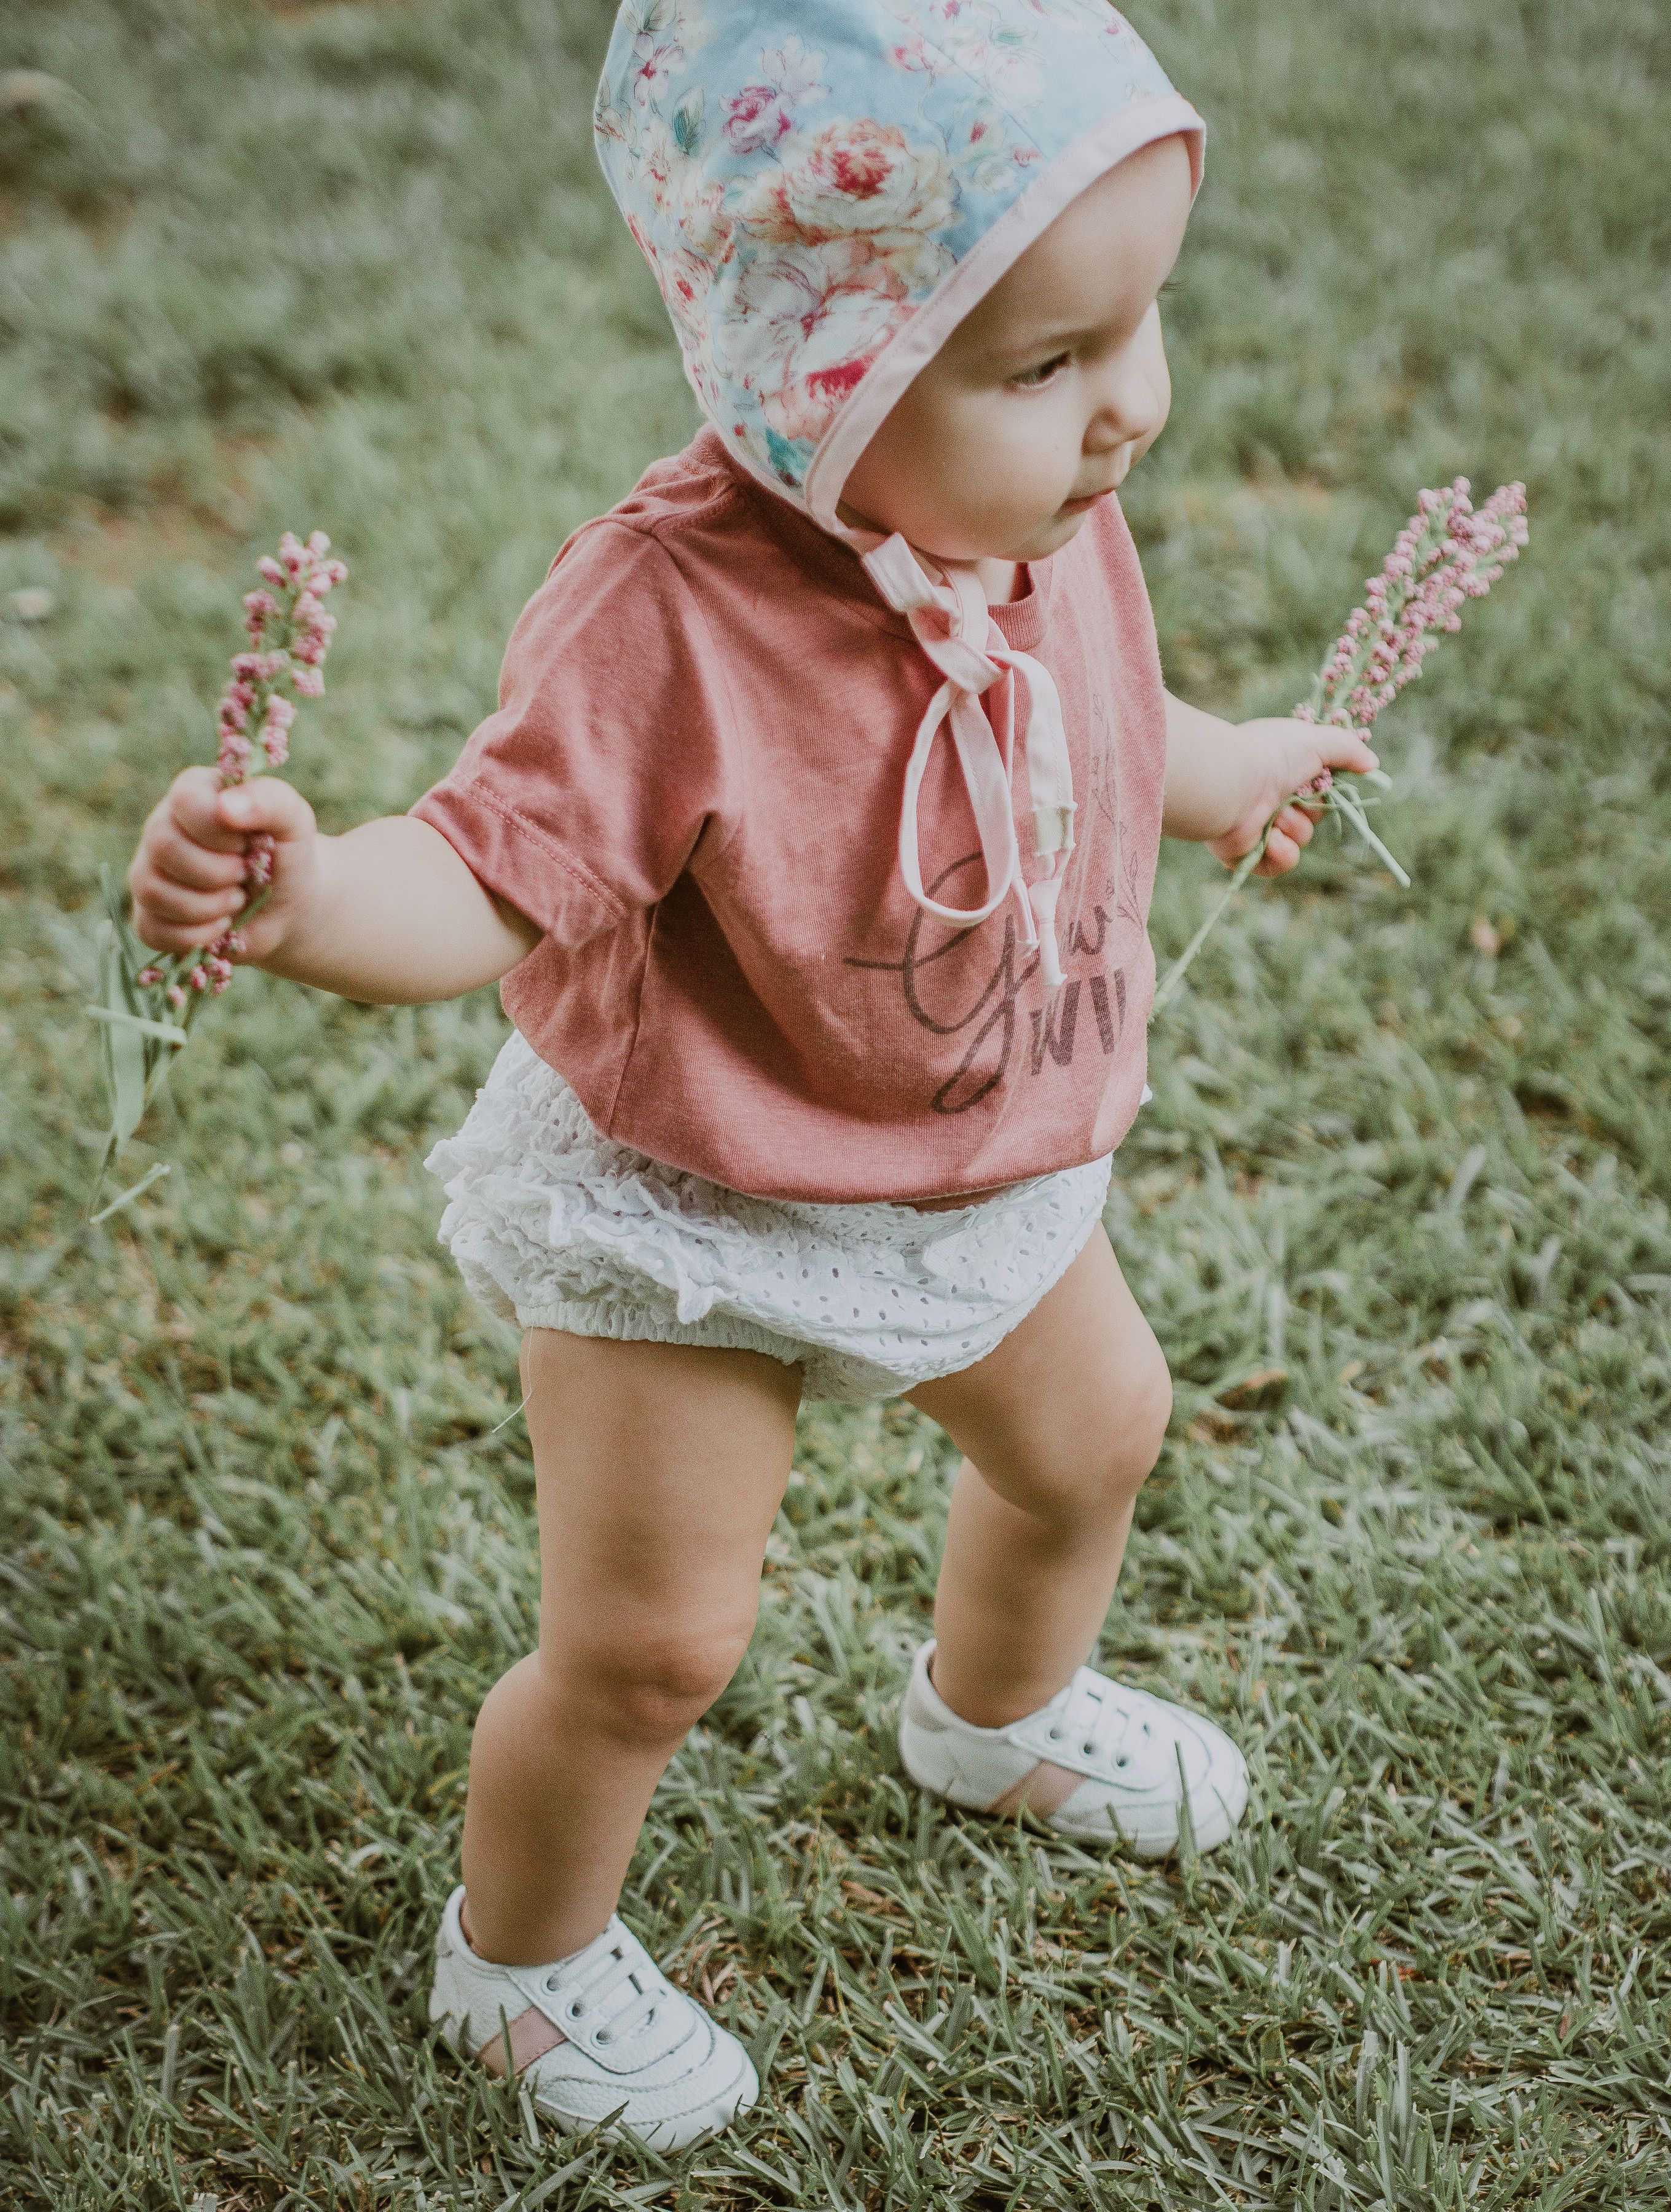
[839,135,1193,567]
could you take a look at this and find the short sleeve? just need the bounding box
[409,522,736,949]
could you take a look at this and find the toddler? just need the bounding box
[128,0,1374,2154]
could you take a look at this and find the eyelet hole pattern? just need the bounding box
[431,1032,1116,1407]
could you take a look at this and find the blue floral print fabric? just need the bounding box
[594,0,1200,508]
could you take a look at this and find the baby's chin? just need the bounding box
[852,502,1088,570]
[995,506,1091,562]
[919,506,1090,567]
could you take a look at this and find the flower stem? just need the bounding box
[1151,836,1267,1014]
[1327,782,1411,887]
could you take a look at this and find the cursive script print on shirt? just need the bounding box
[846,852,1127,1116]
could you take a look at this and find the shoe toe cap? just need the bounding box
[523,2012,758,2148]
[1057,1705,1249,1853]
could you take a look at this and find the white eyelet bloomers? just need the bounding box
[425,1031,1112,1405]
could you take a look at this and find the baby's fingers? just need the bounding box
[1253,815,1310,877]
[216,775,315,844]
[143,821,250,895]
[130,888,245,954]
[166,764,251,853]
[1316,731,1379,777]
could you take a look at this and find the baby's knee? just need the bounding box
[1119,1331,1173,1481]
[1016,1330,1172,1523]
[1076,1343,1171,1513]
[542,1614,755,1747]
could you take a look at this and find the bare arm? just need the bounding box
[128,767,540,1004]
[1162,690,1378,876]
[260,815,538,1000]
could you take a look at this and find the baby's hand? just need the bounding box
[128,766,319,960]
[1209,718,1378,879]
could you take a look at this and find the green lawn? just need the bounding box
[3,1,1670,2205]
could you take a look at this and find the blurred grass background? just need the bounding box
[2,0,1670,2206]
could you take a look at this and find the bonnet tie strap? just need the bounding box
[862,534,1076,990]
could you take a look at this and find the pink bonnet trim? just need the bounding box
[803,91,1206,539]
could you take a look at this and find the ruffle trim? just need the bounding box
[427,1031,1111,1403]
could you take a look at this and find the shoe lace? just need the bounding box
[1045,1672,1144,1771]
[546,1931,664,2049]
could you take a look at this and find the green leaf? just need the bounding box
[100,863,149,989]
[672,88,704,154]
[98,922,149,1147]
[85,1005,189,1046]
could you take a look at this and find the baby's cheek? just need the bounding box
[978,424,1075,530]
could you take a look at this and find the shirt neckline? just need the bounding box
[698,426,1054,651]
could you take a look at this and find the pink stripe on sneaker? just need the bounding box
[986,1762,1083,1818]
[474,2006,567,2076]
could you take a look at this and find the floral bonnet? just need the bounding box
[594,0,1205,986]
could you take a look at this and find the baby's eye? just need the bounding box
[1010,350,1071,390]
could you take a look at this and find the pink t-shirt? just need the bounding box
[411,429,1167,1204]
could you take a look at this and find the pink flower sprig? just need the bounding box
[133,531,347,1010]
[1296,479,1528,737]
[1152,479,1528,1016]
[88,530,347,1213]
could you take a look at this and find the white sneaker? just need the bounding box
[897,1639,1248,1856]
[428,1887,758,2151]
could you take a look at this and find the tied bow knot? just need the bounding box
[862,533,1076,990]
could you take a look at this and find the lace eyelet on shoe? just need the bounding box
[1082,1740,1097,1757]
[1116,1755,1128,1768]
[596,2029,612,2044]
[1047,1727,1063,1743]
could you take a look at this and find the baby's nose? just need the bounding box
[1093,364,1162,443]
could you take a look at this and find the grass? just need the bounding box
[2,0,1670,2204]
